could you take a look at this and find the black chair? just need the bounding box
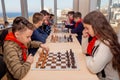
[0,55,7,79]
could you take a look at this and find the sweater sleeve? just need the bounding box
[71,23,84,34]
[31,30,48,43]
[3,41,31,79]
[28,41,42,48]
[86,42,113,73]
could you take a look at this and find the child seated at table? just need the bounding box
[71,12,84,44]
[64,11,76,29]
[29,12,48,55]
[83,11,120,80]
[3,16,49,80]
[40,10,51,35]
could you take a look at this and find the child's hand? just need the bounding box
[26,54,34,64]
[82,29,89,38]
[40,44,49,53]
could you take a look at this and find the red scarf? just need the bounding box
[69,18,74,24]
[5,32,27,62]
[75,19,82,28]
[87,36,97,56]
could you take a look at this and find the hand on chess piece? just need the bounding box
[40,44,49,53]
[26,54,34,64]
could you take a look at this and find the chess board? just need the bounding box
[32,49,80,70]
[50,34,73,43]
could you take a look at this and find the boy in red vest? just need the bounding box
[71,12,84,44]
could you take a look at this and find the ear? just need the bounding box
[14,31,20,38]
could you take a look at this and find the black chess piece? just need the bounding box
[68,35,73,42]
[64,35,66,39]
[72,65,77,68]
[67,62,71,68]
[57,52,61,61]
[67,37,70,42]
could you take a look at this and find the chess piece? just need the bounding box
[41,62,45,68]
[57,52,61,61]
[36,62,39,68]
[51,35,54,42]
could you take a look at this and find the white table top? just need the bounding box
[22,33,99,80]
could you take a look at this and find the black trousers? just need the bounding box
[0,55,7,79]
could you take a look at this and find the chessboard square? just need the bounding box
[49,54,53,56]
[48,57,53,60]
[61,63,66,66]
[61,54,66,56]
[47,61,52,64]
[49,52,54,54]
[46,63,51,66]
[56,57,61,60]
[61,59,66,62]
[56,61,61,64]
[47,59,52,62]
[56,66,61,70]
[61,58,66,60]
[52,61,56,64]
[61,66,66,69]
[48,55,53,57]
[51,63,56,66]
[60,55,65,57]
[56,63,61,66]
[61,61,66,63]
[51,66,56,69]
[53,54,57,56]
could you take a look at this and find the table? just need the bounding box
[22,33,99,80]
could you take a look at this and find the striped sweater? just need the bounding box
[3,40,41,80]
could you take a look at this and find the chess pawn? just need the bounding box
[55,35,57,42]
[36,62,39,68]
[53,35,56,42]
[38,57,42,62]
[51,35,54,42]
[53,26,57,33]
[41,62,45,68]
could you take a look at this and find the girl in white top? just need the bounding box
[83,11,120,80]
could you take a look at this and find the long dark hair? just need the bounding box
[83,11,120,76]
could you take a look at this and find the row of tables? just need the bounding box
[22,28,99,80]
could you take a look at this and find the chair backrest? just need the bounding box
[0,56,7,79]
[0,29,8,52]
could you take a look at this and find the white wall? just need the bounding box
[79,0,90,18]
[79,0,97,18]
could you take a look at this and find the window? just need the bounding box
[57,0,73,23]
[4,0,21,23]
[27,0,41,22]
[44,0,54,14]
[99,0,109,19]
[98,0,120,32]
[0,1,4,24]
[110,0,120,23]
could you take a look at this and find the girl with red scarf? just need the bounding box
[3,17,49,80]
[83,11,120,80]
